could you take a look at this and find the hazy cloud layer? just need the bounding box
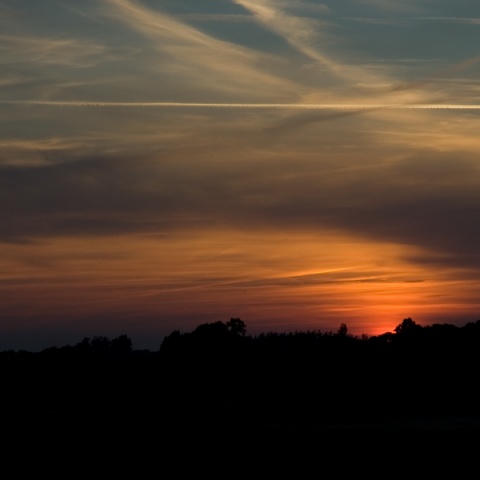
[2,126,480,270]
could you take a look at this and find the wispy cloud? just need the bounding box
[0,75,31,88]
[416,17,480,24]
[355,0,426,14]
[102,0,297,101]
[233,0,429,104]
[234,0,480,109]
[0,34,109,68]
[233,0,342,74]
[174,13,252,23]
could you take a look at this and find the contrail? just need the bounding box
[2,100,480,109]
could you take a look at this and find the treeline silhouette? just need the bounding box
[3,317,480,474]
[3,317,480,417]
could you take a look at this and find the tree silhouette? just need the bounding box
[337,323,348,337]
[394,318,423,335]
[192,321,229,339]
[111,335,133,355]
[91,335,111,352]
[227,318,247,336]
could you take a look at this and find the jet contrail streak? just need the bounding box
[2,100,480,109]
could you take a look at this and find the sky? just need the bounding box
[1,0,480,351]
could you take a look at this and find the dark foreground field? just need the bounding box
[7,400,480,476]
[3,319,480,475]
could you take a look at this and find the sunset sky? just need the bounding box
[2,0,480,351]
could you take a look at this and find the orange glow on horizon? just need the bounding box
[2,229,479,343]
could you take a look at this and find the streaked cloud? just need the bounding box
[0,34,111,68]
[101,0,297,101]
[232,0,455,106]
[418,17,480,24]
[174,13,253,23]
[355,0,426,13]
[233,0,348,80]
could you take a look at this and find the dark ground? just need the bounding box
[3,321,480,476]
[5,393,480,476]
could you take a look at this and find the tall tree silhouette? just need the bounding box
[227,318,247,336]
[394,317,422,335]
